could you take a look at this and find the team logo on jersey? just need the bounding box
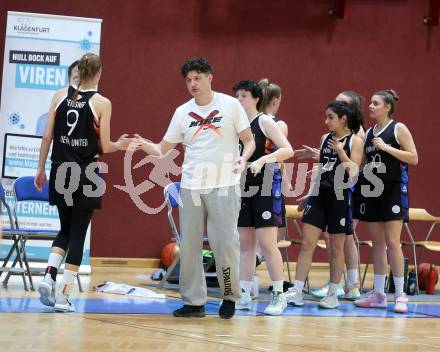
[340,218,346,227]
[392,205,401,214]
[262,211,272,220]
[188,110,223,140]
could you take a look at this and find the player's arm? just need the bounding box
[134,137,177,157]
[95,95,131,153]
[381,123,418,165]
[35,89,65,191]
[330,135,363,178]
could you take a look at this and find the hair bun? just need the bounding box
[387,89,399,101]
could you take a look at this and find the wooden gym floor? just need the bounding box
[1,266,440,352]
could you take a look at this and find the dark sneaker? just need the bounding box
[173,305,205,318]
[219,299,235,319]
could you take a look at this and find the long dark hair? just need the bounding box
[339,91,364,127]
[326,100,362,133]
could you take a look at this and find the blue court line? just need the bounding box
[0,297,438,318]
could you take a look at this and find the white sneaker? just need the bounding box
[394,293,409,314]
[285,287,304,306]
[54,293,75,312]
[319,292,340,309]
[38,276,55,307]
[264,291,287,315]
[236,292,252,310]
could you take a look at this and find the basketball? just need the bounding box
[418,262,431,290]
[161,242,179,268]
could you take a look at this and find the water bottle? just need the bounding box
[426,264,438,295]
[406,270,417,295]
[250,273,259,298]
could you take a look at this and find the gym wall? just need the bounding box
[0,0,439,263]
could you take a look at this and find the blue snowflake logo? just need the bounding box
[8,112,21,126]
[79,37,92,52]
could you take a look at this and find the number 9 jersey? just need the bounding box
[51,86,101,164]
[49,86,102,209]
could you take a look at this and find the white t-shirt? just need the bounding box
[164,92,250,190]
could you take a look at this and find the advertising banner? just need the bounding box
[0,12,102,272]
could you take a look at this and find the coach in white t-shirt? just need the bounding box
[133,58,255,319]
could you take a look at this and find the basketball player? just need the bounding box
[254,78,293,293]
[35,53,131,312]
[354,90,418,314]
[286,101,363,309]
[233,80,293,315]
[295,91,365,300]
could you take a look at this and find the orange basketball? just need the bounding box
[418,262,431,290]
[161,242,179,268]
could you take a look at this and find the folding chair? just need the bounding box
[0,183,29,289]
[2,176,83,291]
[401,208,440,293]
[159,182,215,288]
[277,227,292,282]
[285,205,310,292]
[360,208,428,295]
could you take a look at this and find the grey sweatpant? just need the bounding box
[179,186,241,306]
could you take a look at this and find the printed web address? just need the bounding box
[6,158,50,169]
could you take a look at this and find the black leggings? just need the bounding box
[52,204,94,266]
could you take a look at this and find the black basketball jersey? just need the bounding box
[267,116,283,152]
[51,86,101,164]
[241,113,279,185]
[319,133,353,188]
[364,119,408,183]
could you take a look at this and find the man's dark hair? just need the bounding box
[68,60,80,80]
[181,57,212,77]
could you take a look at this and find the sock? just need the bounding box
[294,280,305,293]
[240,280,253,296]
[59,269,77,297]
[328,282,340,295]
[45,253,64,281]
[393,276,405,295]
[251,274,259,295]
[347,269,358,289]
[272,280,283,293]
[374,274,386,294]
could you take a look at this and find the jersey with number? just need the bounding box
[51,86,101,164]
[363,119,407,183]
[319,133,353,188]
